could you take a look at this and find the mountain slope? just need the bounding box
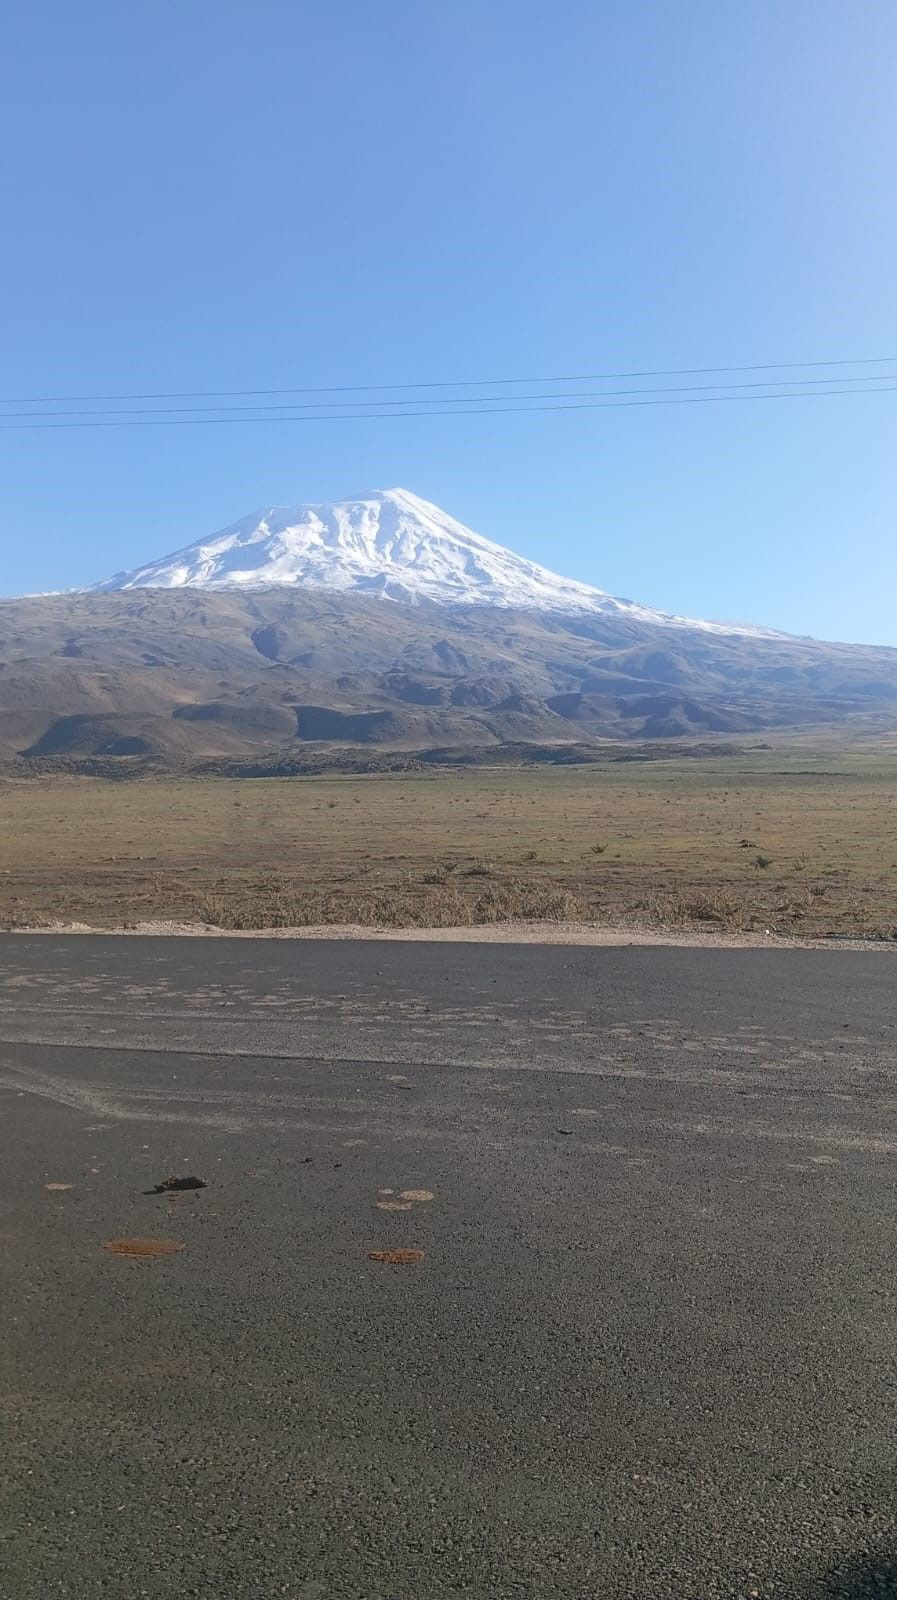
[2,585,897,765]
[89,487,771,638]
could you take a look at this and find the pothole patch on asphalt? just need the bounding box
[146,1175,207,1194]
[45,1182,74,1192]
[375,1186,434,1211]
[103,1238,185,1258]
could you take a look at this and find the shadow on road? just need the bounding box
[820,1548,897,1597]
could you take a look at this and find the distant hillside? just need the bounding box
[2,586,897,766]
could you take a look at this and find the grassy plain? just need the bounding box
[2,747,897,937]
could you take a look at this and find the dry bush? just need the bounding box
[0,906,50,930]
[421,863,450,885]
[470,882,583,923]
[195,874,584,931]
[634,888,755,929]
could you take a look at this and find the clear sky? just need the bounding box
[1,0,895,643]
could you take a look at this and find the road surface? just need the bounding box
[2,934,897,1599]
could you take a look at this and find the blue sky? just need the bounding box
[1,0,895,643]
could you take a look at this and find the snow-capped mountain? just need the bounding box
[9,487,897,760]
[91,488,622,610]
[90,487,770,638]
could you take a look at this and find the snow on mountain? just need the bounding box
[89,487,774,638]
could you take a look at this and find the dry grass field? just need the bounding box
[2,747,897,938]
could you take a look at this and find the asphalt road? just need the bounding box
[3,935,897,1600]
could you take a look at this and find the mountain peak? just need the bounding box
[87,487,773,638]
[89,487,616,612]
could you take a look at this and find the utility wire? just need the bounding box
[4,370,897,420]
[3,353,897,406]
[2,383,897,429]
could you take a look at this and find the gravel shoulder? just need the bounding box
[8,916,896,951]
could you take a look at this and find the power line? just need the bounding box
[4,370,897,420]
[2,382,897,430]
[3,353,897,407]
